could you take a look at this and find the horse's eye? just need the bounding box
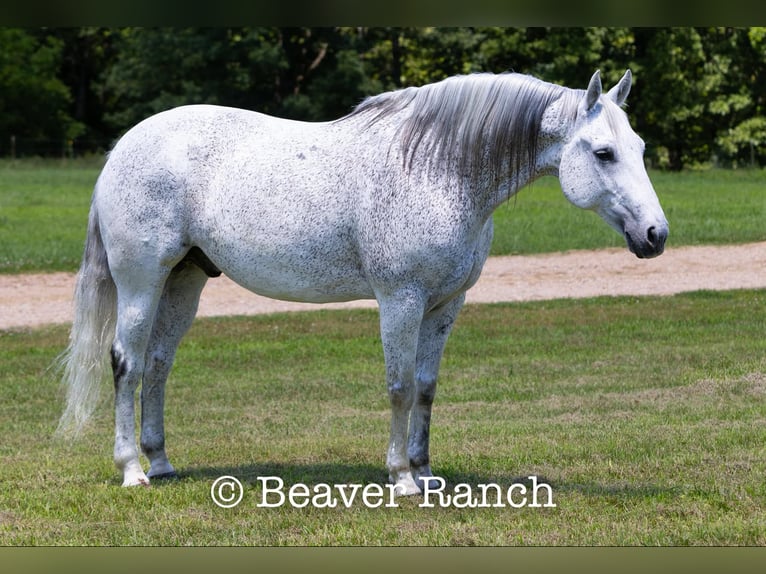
[594,148,615,162]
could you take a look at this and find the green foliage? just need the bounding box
[632,28,766,169]
[0,29,84,156]
[1,27,765,167]
[101,28,383,127]
[717,117,766,167]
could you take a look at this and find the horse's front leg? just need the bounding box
[378,289,427,496]
[409,294,465,491]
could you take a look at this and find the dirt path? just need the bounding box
[1,242,764,330]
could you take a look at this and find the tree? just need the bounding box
[0,28,83,156]
[100,27,382,130]
[713,27,766,167]
[41,28,120,153]
[101,28,268,132]
[631,27,765,169]
[272,27,382,120]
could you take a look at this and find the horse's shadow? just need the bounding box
[179,461,387,487]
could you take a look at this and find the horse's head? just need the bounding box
[557,70,668,259]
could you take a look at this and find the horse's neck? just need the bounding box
[534,96,576,179]
[345,95,568,214]
[478,98,575,210]
[481,138,564,212]
[530,137,565,180]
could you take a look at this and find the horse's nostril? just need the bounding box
[647,226,657,246]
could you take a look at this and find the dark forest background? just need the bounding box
[2,27,764,169]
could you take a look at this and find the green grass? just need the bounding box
[0,159,103,273]
[1,290,765,545]
[0,160,764,272]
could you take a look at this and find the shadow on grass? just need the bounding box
[179,461,388,487]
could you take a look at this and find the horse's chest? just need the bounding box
[362,210,493,304]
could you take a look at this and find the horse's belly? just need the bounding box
[203,244,375,304]
[231,267,374,303]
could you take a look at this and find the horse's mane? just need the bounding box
[344,73,580,187]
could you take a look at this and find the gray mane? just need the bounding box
[346,73,579,187]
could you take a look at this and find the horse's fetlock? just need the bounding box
[141,437,165,458]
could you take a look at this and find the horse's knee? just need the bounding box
[388,378,415,408]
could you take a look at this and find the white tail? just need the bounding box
[56,198,117,437]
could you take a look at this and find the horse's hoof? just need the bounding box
[412,464,440,492]
[122,476,151,487]
[147,461,177,480]
[390,472,422,496]
[396,481,422,496]
[415,475,442,492]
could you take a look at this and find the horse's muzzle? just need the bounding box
[625,222,668,259]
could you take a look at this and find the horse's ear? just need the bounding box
[607,69,632,107]
[585,70,602,112]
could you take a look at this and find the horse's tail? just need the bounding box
[56,196,117,437]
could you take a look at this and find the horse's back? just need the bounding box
[104,104,312,180]
[96,103,340,233]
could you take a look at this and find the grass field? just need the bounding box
[0,159,764,273]
[0,161,764,546]
[1,291,765,545]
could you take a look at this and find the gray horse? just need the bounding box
[58,70,668,493]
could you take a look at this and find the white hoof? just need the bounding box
[122,469,151,487]
[390,471,422,496]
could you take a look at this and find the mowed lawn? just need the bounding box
[0,161,764,546]
[1,291,765,545]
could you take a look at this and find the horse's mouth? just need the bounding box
[598,206,668,260]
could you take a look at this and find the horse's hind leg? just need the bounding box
[140,263,208,480]
[111,267,171,487]
[409,294,465,491]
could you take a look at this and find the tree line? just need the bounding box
[1,27,764,170]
